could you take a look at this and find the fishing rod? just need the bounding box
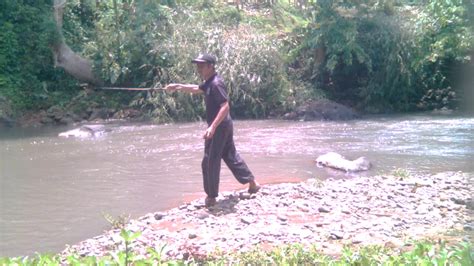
[95,86,167,91]
[79,82,167,92]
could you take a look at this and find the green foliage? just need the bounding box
[288,0,473,112]
[394,240,474,265]
[134,3,293,120]
[103,212,131,230]
[63,0,274,122]
[287,0,376,108]
[1,240,472,265]
[196,2,242,26]
[392,168,411,179]
[3,0,472,121]
[62,0,97,51]
[60,1,191,122]
[66,0,173,86]
[356,14,419,112]
[0,0,79,113]
[117,229,142,266]
[213,26,291,118]
[130,89,204,123]
[413,0,473,111]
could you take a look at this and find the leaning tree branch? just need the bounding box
[52,0,102,85]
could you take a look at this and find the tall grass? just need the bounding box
[150,4,292,120]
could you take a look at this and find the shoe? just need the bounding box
[205,197,216,207]
[248,181,261,194]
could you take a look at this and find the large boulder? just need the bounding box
[284,100,359,121]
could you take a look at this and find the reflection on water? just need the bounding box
[1,114,473,256]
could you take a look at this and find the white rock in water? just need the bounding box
[58,125,106,138]
[315,152,371,172]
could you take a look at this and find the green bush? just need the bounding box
[412,0,473,111]
[356,14,419,112]
[68,0,173,86]
[136,4,292,120]
[0,0,78,113]
[211,26,290,118]
[287,0,473,113]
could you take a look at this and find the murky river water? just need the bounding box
[1,114,473,256]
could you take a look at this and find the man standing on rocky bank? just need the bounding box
[165,53,260,207]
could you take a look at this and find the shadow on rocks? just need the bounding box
[206,194,241,216]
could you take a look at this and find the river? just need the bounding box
[0,114,473,257]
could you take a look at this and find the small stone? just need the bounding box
[154,213,164,220]
[449,204,462,211]
[341,208,351,214]
[465,200,474,210]
[439,193,449,201]
[239,192,252,200]
[351,234,370,244]
[329,231,344,240]
[464,224,474,231]
[318,207,331,213]
[241,216,254,224]
[303,224,314,231]
[315,222,326,227]
[416,204,432,214]
[196,212,209,219]
[452,198,466,205]
[297,205,310,212]
[182,252,190,260]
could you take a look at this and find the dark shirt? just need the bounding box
[199,73,231,126]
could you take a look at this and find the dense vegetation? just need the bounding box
[290,0,473,112]
[1,236,473,265]
[0,0,76,111]
[0,0,472,125]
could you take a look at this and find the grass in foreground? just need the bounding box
[1,235,473,266]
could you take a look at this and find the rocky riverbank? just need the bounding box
[62,171,473,261]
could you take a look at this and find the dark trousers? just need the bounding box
[202,121,254,198]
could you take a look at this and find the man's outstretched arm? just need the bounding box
[164,83,203,94]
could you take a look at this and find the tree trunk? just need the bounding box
[52,0,101,85]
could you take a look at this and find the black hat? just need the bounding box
[191,53,216,64]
